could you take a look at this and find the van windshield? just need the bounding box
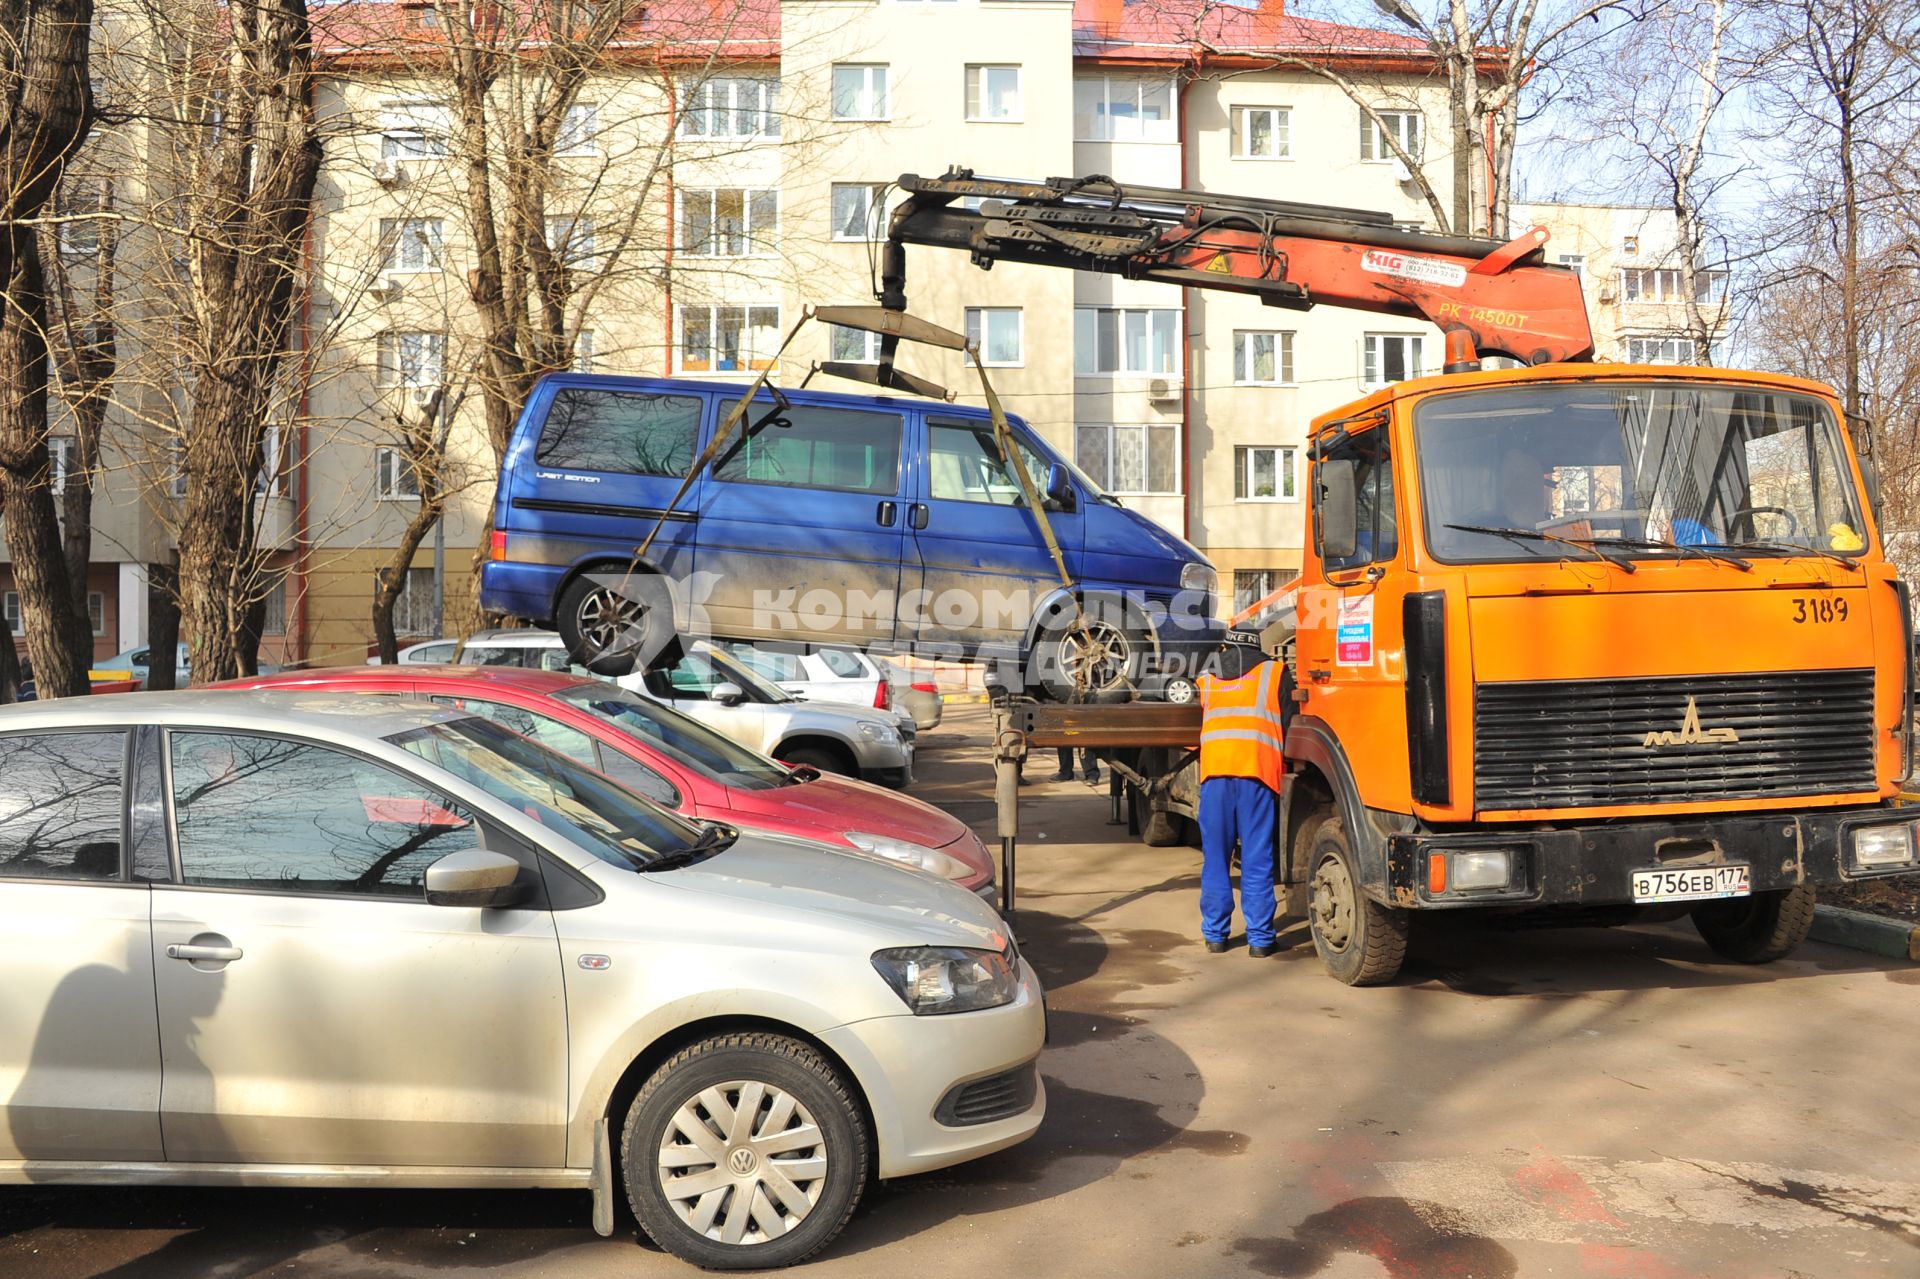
[1415,382,1866,564]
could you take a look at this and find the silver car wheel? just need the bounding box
[656,1079,828,1247]
[577,585,646,655]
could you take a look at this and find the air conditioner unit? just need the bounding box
[368,278,405,304]
[1597,286,1616,304]
[1147,378,1182,404]
[373,158,407,187]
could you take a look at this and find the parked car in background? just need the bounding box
[639,642,915,787]
[91,642,192,688]
[366,638,460,665]
[0,690,1043,1268]
[453,627,578,670]
[878,657,944,732]
[227,666,993,900]
[716,641,918,736]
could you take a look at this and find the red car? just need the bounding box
[227,665,996,901]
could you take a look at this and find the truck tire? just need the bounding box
[1691,884,1816,963]
[1305,814,1408,986]
[1142,806,1186,848]
[557,568,677,677]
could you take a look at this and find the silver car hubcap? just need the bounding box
[657,1080,827,1246]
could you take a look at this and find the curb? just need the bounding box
[1810,904,1920,961]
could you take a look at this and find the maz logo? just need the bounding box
[1642,696,1740,748]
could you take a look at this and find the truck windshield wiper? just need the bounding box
[1444,524,1638,574]
[1716,539,1861,570]
[1596,535,1752,571]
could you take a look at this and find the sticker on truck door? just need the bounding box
[1335,596,1374,666]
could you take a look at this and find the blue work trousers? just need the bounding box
[1198,776,1278,947]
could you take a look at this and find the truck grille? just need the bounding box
[934,1061,1038,1127]
[1474,669,1877,811]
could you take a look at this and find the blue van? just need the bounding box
[480,374,1223,695]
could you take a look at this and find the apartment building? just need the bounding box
[7,0,1468,666]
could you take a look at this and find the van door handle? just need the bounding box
[876,500,898,527]
[909,503,929,530]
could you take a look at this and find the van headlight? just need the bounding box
[843,831,972,881]
[856,721,900,744]
[1180,562,1216,595]
[871,946,1018,1014]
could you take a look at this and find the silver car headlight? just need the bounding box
[871,946,1018,1015]
[1180,562,1216,595]
[843,831,972,881]
[856,721,900,744]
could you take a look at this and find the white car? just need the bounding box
[716,642,919,736]
[0,691,1044,1269]
[365,638,460,665]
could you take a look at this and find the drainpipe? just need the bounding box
[292,83,319,666]
[1177,69,1194,545]
[663,70,677,376]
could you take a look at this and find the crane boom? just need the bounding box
[878,168,1595,372]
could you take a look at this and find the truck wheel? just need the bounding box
[1306,815,1408,986]
[557,568,676,677]
[1141,804,1186,848]
[622,1032,869,1271]
[1691,884,1816,963]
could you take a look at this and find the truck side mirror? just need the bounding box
[1317,459,1359,562]
[1043,462,1077,512]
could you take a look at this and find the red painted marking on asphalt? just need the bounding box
[1513,1153,1628,1228]
[1576,1242,1704,1278]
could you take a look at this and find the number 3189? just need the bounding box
[1792,596,1848,623]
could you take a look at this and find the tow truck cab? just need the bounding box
[1286,362,1917,948]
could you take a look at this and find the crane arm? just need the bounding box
[879,169,1595,370]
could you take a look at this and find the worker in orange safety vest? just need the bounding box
[1196,659,1287,957]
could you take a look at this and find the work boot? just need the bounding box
[1248,942,1278,959]
[1083,765,1101,785]
[1051,769,1073,782]
[1204,939,1229,954]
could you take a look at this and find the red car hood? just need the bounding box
[727,772,969,851]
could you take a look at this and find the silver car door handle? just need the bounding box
[167,943,243,962]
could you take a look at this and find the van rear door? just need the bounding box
[509,380,707,582]
[904,415,1085,650]
[694,394,909,644]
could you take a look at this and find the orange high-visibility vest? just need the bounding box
[1197,662,1286,790]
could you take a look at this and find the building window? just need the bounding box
[556,102,598,155]
[58,216,101,263]
[545,217,596,270]
[829,324,882,364]
[48,436,74,496]
[1232,569,1298,624]
[1074,306,1179,375]
[830,183,886,241]
[1622,234,1640,255]
[1622,267,1727,303]
[965,64,1021,122]
[378,218,444,273]
[1626,336,1708,364]
[379,101,449,160]
[377,330,446,389]
[831,64,888,120]
[678,188,778,256]
[1076,422,1178,494]
[1362,333,1423,386]
[1359,109,1422,164]
[391,566,438,637]
[1231,106,1291,159]
[965,307,1023,366]
[1234,445,1298,501]
[261,577,288,636]
[573,330,594,373]
[375,446,421,501]
[256,423,286,498]
[4,590,101,636]
[1072,75,1175,142]
[678,76,779,140]
[1557,253,1586,284]
[1233,330,1294,385]
[3,592,15,634]
[678,305,780,373]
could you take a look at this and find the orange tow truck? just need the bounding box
[879,169,1918,984]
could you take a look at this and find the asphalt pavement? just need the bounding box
[4,703,1917,1278]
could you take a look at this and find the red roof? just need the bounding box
[313,0,781,67]
[1074,0,1430,63]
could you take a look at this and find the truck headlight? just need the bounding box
[856,721,899,745]
[871,946,1018,1015]
[843,831,972,882]
[1180,562,1216,596]
[1850,824,1918,871]
[1427,847,1518,894]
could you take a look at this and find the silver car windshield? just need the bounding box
[390,717,708,868]
[1416,383,1866,564]
[554,682,791,791]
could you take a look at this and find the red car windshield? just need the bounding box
[554,681,794,791]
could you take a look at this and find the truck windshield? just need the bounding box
[1415,382,1866,564]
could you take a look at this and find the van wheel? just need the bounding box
[1306,815,1408,986]
[622,1032,869,1270]
[1032,599,1146,702]
[557,568,676,677]
[1692,885,1816,963]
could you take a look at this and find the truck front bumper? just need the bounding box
[1381,801,1920,911]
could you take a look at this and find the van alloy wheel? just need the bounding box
[656,1079,828,1246]
[1057,618,1132,692]
[577,586,647,656]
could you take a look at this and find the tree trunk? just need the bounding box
[0,617,19,703]
[145,558,179,691]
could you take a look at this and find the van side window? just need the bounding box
[0,731,126,882]
[535,389,702,476]
[928,422,1047,505]
[714,400,901,495]
[1321,428,1398,573]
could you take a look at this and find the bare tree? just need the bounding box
[0,0,98,699]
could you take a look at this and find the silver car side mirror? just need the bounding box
[712,681,745,705]
[425,848,526,908]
